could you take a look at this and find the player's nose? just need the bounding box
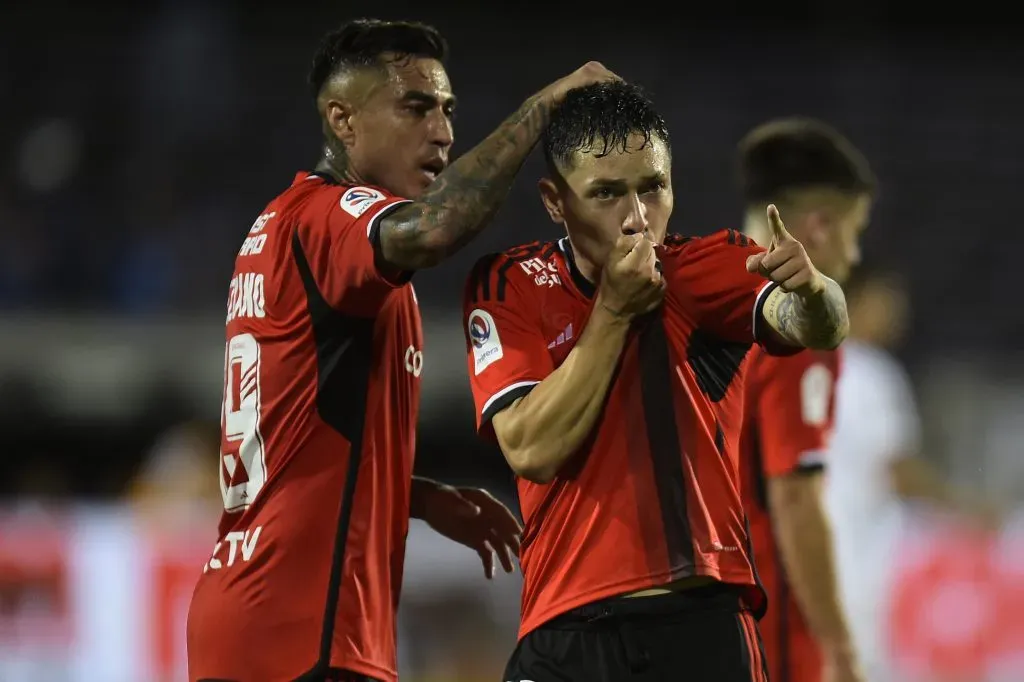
[621,193,648,236]
[429,112,454,149]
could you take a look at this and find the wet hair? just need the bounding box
[737,117,876,206]
[543,81,670,176]
[308,18,448,100]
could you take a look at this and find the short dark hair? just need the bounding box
[543,81,671,176]
[737,117,876,206]
[308,18,448,100]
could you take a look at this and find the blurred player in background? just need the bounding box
[463,81,849,682]
[737,118,875,682]
[824,265,1003,681]
[186,18,617,682]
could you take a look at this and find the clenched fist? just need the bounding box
[596,233,666,318]
[745,204,826,298]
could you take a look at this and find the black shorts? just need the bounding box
[504,585,769,682]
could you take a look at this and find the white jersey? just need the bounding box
[824,340,920,680]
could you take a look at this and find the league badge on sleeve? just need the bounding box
[468,309,503,375]
[340,186,386,218]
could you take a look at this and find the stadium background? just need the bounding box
[1,3,1022,680]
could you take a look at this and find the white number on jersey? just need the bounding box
[800,362,834,427]
[220,333,268,512]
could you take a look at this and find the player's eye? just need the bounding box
[591,188,617,200]
[643,181,667,194]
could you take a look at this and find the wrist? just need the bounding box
[410,476,442,519]
[820,635,855,659]
[593,294,633,328]
[799,272,833,300]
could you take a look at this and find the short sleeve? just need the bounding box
[669,230,794,355]
[463,256,555,440]
[755,350,841,477]
[294,183,412,316]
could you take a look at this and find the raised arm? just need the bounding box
[748,204,850,350]
[380,62,617,271]
[492,235,665,483]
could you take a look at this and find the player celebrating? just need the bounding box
[462,81,849,682]
[186,19,618,682]
[736,118,875,682]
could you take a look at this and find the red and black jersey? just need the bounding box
[740,346,843,682]
[187,172,423,682]
[463,230,796,640]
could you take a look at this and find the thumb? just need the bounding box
[746,251,766,274]
[767,204,793,244]
[613,232,643,259]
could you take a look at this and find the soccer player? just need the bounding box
[462,81,849,682]
[185,19,618,682]
[735,118,875,682]
[826,265,1003,681]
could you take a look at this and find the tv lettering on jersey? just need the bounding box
[468,308,503,375]
[225,272,266,322]
[203,526,263,573]
[340,186,387,220]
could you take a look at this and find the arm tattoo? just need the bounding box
[380,95,552,270]
[767,278,850,350]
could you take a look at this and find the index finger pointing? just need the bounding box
[767,204,793,243]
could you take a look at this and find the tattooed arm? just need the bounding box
[379,62,618,271]
[745,205,849,350]
[762,278,849,350]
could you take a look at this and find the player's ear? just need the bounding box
[324,98,357,148]
[538,177,565,225]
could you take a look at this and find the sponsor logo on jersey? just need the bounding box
[468,309,503,375]
[340,186,386,218]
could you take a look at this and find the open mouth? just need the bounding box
[420,160,445,179]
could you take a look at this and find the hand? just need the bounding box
[541,61,621,105]
[745,204,826,298]
[418,483,522,579]
[597,233,666,318]
[822,645,867,682]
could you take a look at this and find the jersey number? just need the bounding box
[220,333,267,512]
[800,363,834,427]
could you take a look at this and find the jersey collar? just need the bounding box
[558,237,596,299]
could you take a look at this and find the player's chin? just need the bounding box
[410,168,438,195]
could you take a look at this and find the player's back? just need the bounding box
[739,344,842,682]
[187,172,423,682]
[465,230,787,640]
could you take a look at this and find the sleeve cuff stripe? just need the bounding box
[480,381,539,425]
[753,280,780,344]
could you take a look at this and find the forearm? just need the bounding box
[764,277,849,350]
[890,456,998,518]
[768,476,854,651]
[379,94,552,270]
[492,304,630,483]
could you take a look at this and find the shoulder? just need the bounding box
[289,178,404,222]
[464,240,560,305]
[663,229,761,258]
